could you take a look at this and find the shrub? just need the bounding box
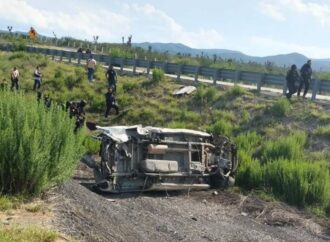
[122,80,139,92]
[269,97,290,117]
[151,68,165,85]
[236,150,263,190]
[235,131,262,155]
[209,119,233,137]
[264,159,330,207]
[227,85,246,97]
[314,125,330,139]
[0,91,85,195]
[83,137,100,155]
[259,132,306,162]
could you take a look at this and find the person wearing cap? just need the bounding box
[297,60,312,98]
[104,88,119,117]
[86,55,96,82]
[285,64,299,99]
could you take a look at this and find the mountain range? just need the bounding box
[133,42,330,71]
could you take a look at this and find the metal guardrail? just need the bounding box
[1,44,329,100]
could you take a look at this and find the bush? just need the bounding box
[83,137,100,155]
[259,132,306,162]
[264,159,330,207]
[235,131,262,155]
[151,68,165,85]
[227,85,246,97]
[236,150,263,190]
[0,91,85,195]
[122,80,138,92]
[209,119,233,137]
[269,97,290,117]
[314,125,330,139]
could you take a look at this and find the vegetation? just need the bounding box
[0,50,329,216]
[0,90,85,195]
[0,226,60,242]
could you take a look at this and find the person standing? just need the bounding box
[285,64,299,99]
[106,65,117,91]
[33,66,42,90]
[104,88,119,117]
[11,67,19,90]
[297,60,312,98]
[87,55,96,82]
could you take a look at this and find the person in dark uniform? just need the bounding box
[297,60,312,98]
[105,88,119,117]
[285,64,299,99]
[106,65,117,92]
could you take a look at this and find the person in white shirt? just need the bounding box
[87,55,96,82]
[33,66,42,91]
[11,67,19,90]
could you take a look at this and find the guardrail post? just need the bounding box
[107,56,112,68]
[213,69,219,85]
[257,73,265,93]
[77,53,82,64]
[162,62,168,72]
[311,79,319,100]
[60,51,63,62]
[194,66,200,82]
[120,58,124,73]
[234,70,241,83]
[133,59,137,74]
[177,64,183,81]
[282,77,287,95]
[68,52,72,63]
[147,60,151,75]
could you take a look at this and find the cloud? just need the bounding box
[250,36,330,58]
[123,3,223,48]
[259,0,330,26]
[259,1,286,21]
[0,0,130,40]
[0,0,224,48]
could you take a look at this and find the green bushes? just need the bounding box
[151,68,165,85]
[83,138,100,155]
[269,97,290,117]
[264,159,330,207]
[259,131,306,162]
[227,85,246,97]
[0,91,85,195]
[314,125,330,139]
[122,80,139,92]
[236,150,263,190]
[235,130,330,210]
[209,119,233,137]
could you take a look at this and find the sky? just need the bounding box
[0,0,330,58]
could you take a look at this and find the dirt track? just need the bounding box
[52,164,330,242]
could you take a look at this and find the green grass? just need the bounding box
[0,50,329,215]
[0,226,59,242]
[0,196,21,211]
[269,97,290,117]
[0,90,85,195]
[314,125,330,139]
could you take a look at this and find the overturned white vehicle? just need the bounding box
[83,125,238,193]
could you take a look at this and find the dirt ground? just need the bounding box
[49,164,330,242]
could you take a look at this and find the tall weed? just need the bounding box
[0,91,85,195]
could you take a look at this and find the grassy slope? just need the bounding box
[1,51,330,215]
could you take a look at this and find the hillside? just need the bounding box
[133,42,330,71]
[0,50,330,241]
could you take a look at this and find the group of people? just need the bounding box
[86,55,119,117]
[286,60,312,99]
[9,66,42,91]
